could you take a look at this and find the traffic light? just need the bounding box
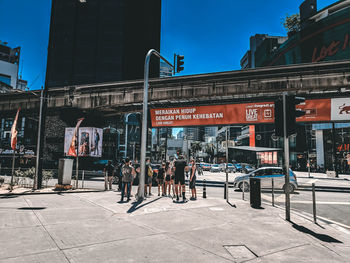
[176,54,184,73]
[274,98,284,137]
[274,95,306,137]
[286,95,306,136]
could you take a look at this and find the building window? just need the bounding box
[0,74,11,86]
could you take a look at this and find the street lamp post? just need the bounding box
[138,49,174,201]
[34,87,44,189]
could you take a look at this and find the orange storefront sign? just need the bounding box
[150,99,332,127]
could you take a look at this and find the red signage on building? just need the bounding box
[150,98,336,127]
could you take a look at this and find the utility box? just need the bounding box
[58,158,73,185]
[250,177,261,208]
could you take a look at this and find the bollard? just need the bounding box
[224,182,227,199]
[82,170,85,189]
[312,183,317,224]
[203,179,207,198]
[242,182,245,201]
[272,177,275,207]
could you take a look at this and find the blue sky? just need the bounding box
[0,0,334,91]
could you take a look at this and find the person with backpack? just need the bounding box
[120,158,135,202]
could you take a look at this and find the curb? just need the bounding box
[298,176,349,181]
[263,200,350,231]
[0,189,104,197]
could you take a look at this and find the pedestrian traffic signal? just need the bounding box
[274,94,306,137]
[176,54,184,73]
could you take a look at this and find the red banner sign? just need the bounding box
[150,98,337,127]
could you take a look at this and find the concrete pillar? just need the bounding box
[316,130,324,167]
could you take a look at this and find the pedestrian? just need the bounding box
[174,155,188,202]
[189,159,197,200]
[104,160,114,191]
[145,158,153,196]
[165,161,172,196]
[120,158,136,202]
[157,163,165,196]
[170,160,176,197]
[115,160,123,191]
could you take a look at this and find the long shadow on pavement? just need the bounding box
[127,197,162,214]
[292,222,342,243]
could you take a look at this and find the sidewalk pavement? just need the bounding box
[1,190,349,262]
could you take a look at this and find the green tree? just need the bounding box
[190,142,202,159]
[282,14,300,33]
[204,143,215,163]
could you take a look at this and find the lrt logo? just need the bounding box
[339,103,350,114]
[246,108,258,121]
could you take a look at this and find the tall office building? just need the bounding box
[45,0,161,88]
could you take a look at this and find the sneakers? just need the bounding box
[176,195,179,202]
[149,193,153,196]
[158,193,160,196]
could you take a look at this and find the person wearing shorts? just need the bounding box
[189,159,197,200]
[157,163,165,196]
[174,155,188,202]
[104,160,114,191]
[144,158,153,196]
[165,162,171,196]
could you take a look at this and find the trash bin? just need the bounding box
[58,158,73,185]
[250,177,261,208]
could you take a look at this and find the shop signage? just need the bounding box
[151,98,349,127]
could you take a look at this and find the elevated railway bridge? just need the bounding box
[0,60,350,167]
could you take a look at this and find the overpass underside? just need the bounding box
[1,60,350,117]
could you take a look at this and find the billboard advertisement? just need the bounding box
[150,98,347,128]
[64,127,103,157]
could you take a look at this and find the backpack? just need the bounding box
[148,165,153,177]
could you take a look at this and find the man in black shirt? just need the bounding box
[174,155,188,202]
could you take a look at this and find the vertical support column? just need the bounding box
[283,92,291,221]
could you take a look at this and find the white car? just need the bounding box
[233,167,298,193]
[210,164,221,173]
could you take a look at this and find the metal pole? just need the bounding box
[272,177,275,207]
[34,87,44,190]
[139,49,173,201]
[165,127,168,161]
[10,151,15,191]
[75,128,79,189]
[332,122,339,177]
[283,92,291,221]
[242,181,245,200]
[312,183,317,223]
[82,170,85,189]
[225,126,229,201]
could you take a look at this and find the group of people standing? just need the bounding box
[104,156,197,203]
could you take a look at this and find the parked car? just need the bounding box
[242,164,255,174]
[233,163,242,172]
[233,167,298,193]
[219,163,226,172]
[227,163,236,173]
[210,164,221,173]
[202,163,211,171]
